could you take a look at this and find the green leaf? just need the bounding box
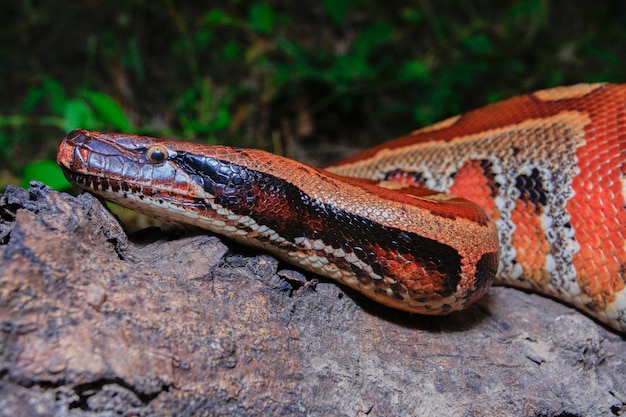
[21,160,71,190]
[331,54,370,83]
[324,0,351,25]
[401,8,422,23]
[42,78,68,115]
[222,40,242,60]
[462,34,494,55]
[209,107,231,131]
[506,0,547,26]
[195,28,214,50]
[84,91,132,131]
[63,99,95,132]
[20,85,48,114]
[205,8,237,26]
[249,3,275,34]
[353,22,393,56]
[399,60,429,81]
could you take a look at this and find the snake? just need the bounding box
[56,83,626,333]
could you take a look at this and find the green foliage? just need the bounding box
[0,77,135,190]
[21,160,71,191]
[82,91,132,132]
[8,78,132,133]
[177,78,234,142]
[324,0,355,25]
[249,3,275,34]
[2,1,625,192]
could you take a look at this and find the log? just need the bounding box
[1,182,625,416]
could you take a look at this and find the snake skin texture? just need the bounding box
[329,83,626,332]
[57,83,626,333]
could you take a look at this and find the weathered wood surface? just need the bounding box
[1,183,625,416]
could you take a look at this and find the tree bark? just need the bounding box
[1,183,625,416]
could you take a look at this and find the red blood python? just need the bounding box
[57,83,626,333]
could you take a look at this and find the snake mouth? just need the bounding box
[58,130,124,194]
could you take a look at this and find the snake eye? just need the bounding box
[146,145,168,164]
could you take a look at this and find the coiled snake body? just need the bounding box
[57,83,626,333]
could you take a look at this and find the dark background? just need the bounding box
[2,0,625,190]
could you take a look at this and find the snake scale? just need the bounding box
[57,83,626,333]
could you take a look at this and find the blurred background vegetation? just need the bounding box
[2,0,625,192]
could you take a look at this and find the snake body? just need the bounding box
[57,83,626,333]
